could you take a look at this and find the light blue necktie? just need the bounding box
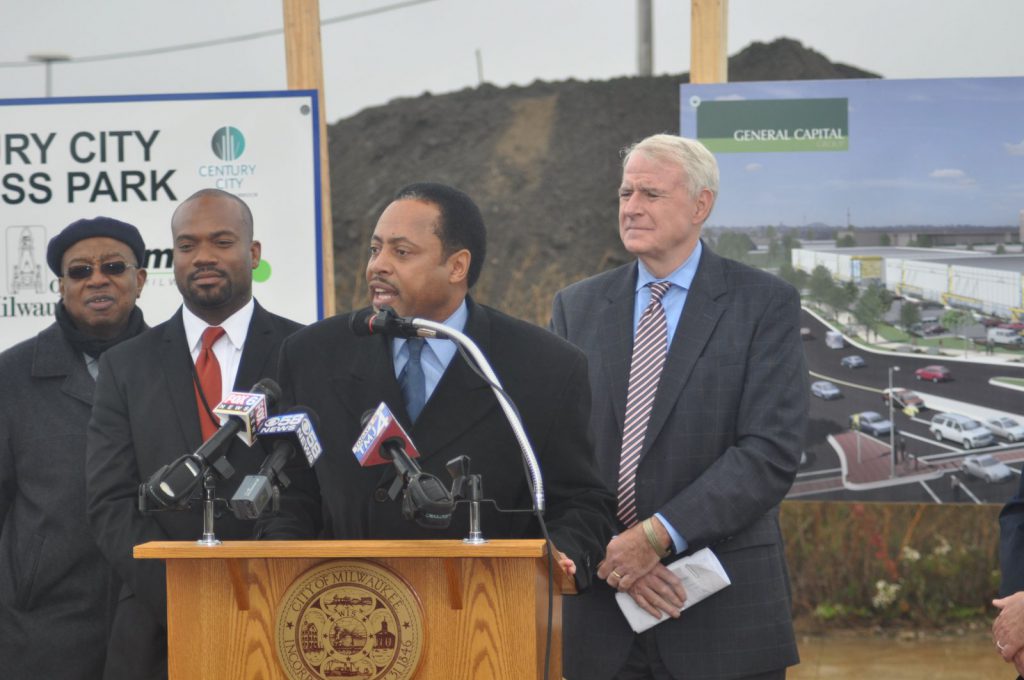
[400,338,426,422]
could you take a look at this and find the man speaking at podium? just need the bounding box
[259,182,614,588]
[86,189,301,680]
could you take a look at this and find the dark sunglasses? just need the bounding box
[63,261,139,280]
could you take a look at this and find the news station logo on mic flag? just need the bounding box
[213,391,268,446]
[259,412,323,466]
[352,402,421,467]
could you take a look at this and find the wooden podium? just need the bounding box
[134,539,573,679]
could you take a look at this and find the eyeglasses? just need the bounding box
[63,262,139,280]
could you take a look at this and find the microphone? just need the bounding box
[193,378,281,479]
[230,407,323,520]
[354,403,454,529]
[349,306,446,339]
[139,378,281,510]
[352,402,422,467]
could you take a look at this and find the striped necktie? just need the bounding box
[616,281,672,527]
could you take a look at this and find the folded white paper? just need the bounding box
[615,547,731,633]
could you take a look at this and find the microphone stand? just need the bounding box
[448,455,484,544]
[410,318,546,514]
[197,471,221,546]
[408,315,557,680]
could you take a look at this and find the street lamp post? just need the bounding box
[889,365,900,478]
[28,53,70,97]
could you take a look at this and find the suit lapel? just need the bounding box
[235,302,274,391]
[642,246,727,455]
[410,299,495,461]
[160,310,205,453]
[331,327,405,425]
[600,264,639,428]
[32,324,94,408]
[330,328,409,491]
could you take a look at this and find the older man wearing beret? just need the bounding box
[0,217,148,680]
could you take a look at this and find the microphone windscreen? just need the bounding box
[349,308,378,336]
[250,378,282,408]
[290,405,321,430]
[360,408,376,428]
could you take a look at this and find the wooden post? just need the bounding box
[690,0,728,84]
[282,0,336,317]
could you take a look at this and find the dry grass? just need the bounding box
[782,501,1002,629]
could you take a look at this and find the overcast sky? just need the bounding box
[2,0,1023,123]
[682,78,1024,227]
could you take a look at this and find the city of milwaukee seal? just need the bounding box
[276,560,424,680]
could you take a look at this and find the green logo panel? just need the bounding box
[696,98,848,153]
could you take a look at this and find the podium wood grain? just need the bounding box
[135,540,571,679]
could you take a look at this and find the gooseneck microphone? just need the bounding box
[354,404,454,529]
[349,306,448,339]
[139,378,281,511]
[230,407,323,520]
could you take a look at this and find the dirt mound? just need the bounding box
[327,38,878,322]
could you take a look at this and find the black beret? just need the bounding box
[46,216,146,276]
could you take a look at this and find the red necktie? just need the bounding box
[194,326,226,440]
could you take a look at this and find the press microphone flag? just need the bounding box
[139,378,281,510]
[230,407,323,520]
[213,391,270,447]
[352,402,421,467]
[354,403,454,529]
[257,409,323,467]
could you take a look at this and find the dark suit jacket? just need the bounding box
[86,302,300,680]
[0,324,119,680]
[999,481,1024,595]
[551,247,808,680]
[258,298,615,590]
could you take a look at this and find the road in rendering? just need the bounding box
[792,310,1024,504]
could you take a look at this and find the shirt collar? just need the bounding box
[635,240,703,293]
[182,297,256,352]
[392,298,468,359]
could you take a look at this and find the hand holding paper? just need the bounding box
[615,548,731,633]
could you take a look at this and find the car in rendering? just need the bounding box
[909,322,947,337]
[988,328,1024,346]
[800,327,813,340]
[849,411,892,437]
[915,365,951,383]
[811,380,842,400]
[881,388,924,410]
[825,331,845,349]
[840,355,866,369]
[930,413,994,450]
[986,416,1024,443]
[960,454,1014,483]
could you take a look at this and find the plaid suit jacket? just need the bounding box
[551,245,808,680]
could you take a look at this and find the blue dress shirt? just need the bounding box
[632,241,703,554]
[392,299,469,402]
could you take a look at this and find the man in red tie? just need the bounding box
[86,189,302,680]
